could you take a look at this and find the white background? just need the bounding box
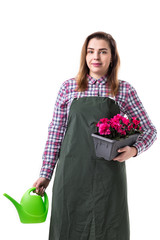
[0,0,159,239]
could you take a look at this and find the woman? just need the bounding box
[33,32,157,240]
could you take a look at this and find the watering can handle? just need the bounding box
[27,187,49,212]
[28,187,36,194]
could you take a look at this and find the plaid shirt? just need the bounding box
[40,75,157,180]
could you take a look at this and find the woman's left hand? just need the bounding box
[113,146,137,162]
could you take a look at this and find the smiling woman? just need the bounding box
[76,32,120,96]
[86,39,112,79]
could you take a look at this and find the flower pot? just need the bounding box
[91,133,140,161]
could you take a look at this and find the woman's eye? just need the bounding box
[100,51,107,54]
[88,50,94,54]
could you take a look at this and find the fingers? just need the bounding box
[113,146,136,162]
[117,146,129,153]
[34,185,45,196]
[36,186,46,196]
[113,152,126,162]
[113,146,130,162]
[33,178,50,197]
[35,182,45,196]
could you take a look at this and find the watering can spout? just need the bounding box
[3,193,23,218]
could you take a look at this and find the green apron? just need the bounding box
[49,97,130,240]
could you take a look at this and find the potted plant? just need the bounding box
[91,114,142,161]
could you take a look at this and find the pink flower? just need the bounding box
[95,114,142,139]
[122,117,130,125]
[117,128,127,135]
[99,123,111,135]
[96,122,101,127]
[110,119,121,130]
[96,118,109,127]
[99,118,109,123]
[113,114,122,121]
[132,117,140,125]
[120,130,127,135]
[128,124,133,131]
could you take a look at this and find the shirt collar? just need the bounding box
[87,74,107,85]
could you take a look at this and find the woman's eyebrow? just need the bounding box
[99,48,108,51]
[87,47,108,50]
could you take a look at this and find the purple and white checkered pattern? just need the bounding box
[40,75,157,179]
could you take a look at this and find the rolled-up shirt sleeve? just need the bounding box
[118,82,157,156]
[40,82,68,180]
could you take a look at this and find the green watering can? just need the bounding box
[3,187,49,223]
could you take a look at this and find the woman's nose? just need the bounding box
[93,51,99,60]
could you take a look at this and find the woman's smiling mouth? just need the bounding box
[92,63,102,67]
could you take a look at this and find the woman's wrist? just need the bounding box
[131,146,138,157]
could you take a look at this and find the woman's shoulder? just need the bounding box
[117,80,137,101]
[118,79,137,94]
[60,78,77,90]
[63,77,76,84]
[118,79,134,90]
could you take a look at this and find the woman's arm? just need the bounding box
[126,84,157,155]
[39,82,68,180]
[115,81,157,161]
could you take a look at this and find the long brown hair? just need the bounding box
[76,31,120,96]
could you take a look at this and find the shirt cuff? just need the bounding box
[132,142,145,156]
[39,168,53,180]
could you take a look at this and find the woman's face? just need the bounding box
[86,38,112,79]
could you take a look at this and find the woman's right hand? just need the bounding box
[33,177,50,196]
